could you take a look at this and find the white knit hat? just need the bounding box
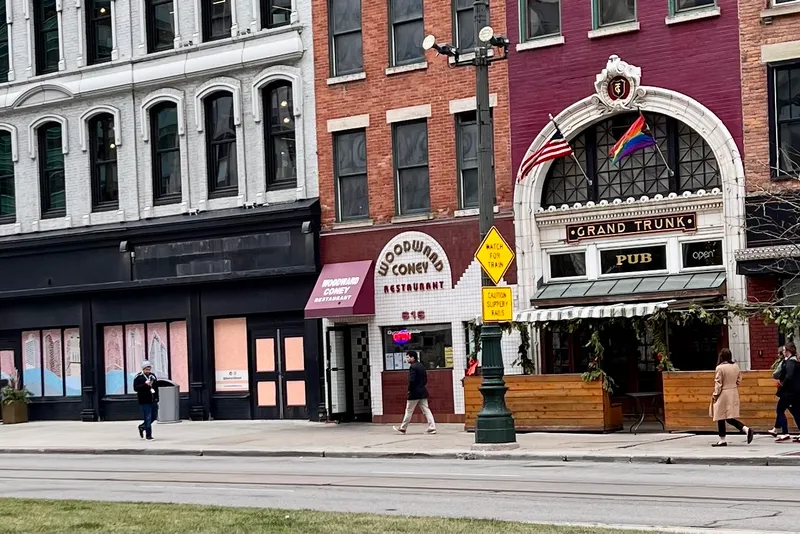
[141,360,152,369]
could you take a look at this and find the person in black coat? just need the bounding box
[393,351,437,434]
[777,343,800,443]
[133,360,159,441]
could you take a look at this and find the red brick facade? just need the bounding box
[748,276,780,370]
[312,0,512,232]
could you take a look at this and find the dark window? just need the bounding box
[682,241,723,269]
[600,245,667,275]
[523,0,561,40]
[543,112,720,207]
[773,64,800,178]
[0,131,14,220]
[329,0,363,76]
[150,102,182,204]
[89,114,118,210]
[263,82,296,190]
[672,0,714,13]
[382,324,453,370]
[38,122,66,217]
[146,0,175,53]
[774,0,796,4]
[389,0,424,66]
[595,0,635,27]
[204,92,238,197]
[456,112,479,209]
[202,0,232,41]
[34,0,60,74]
[0,0,8,83]
[334,130,369,221]
[550,252,586,279]
[393,120,430,215]
[453,0,474,51]
[262,0,292,28]
[87,0,113,64]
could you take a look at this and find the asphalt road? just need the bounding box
[0,454,796,532]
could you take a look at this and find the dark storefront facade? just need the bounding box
[0,201,322,422]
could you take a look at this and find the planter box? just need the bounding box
[1,401,29,424]
[663,370,776,433]
[464,374,623,433]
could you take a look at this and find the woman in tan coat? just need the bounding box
[711,348,754,447]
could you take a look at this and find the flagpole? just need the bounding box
[639,110,674,177]
[549,114,592,185]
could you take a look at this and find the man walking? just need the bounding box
[394,351,436,435]
[133,361,159,441]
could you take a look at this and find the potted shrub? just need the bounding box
[1,373,31,424]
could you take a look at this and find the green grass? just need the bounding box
[0,498,658,534]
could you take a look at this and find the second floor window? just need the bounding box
[150,102,182,204]
[456,111,494,210]
[264,82,297,190]
[147,0,175,53]
[329,0,363,76]
[202,0,232,41]
[334,130,368,221]
[89,114,119,210]
[0,1,8,83]
[453,0,474,52]
[35,0,60,74]
[205,92,238,196]
[0,131,15,220]
[393,120,430,215]
[87,0,113,64]
[594,0,636,28]
[262,0,292,28]
[774,64,800,179]
[38,122,66,217]
[389,0,424,67]
[672,0,715,12]
[523,0,561,41]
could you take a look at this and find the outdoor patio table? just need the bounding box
[626,392,665,434]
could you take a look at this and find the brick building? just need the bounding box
[734,0,800,369]
[506,0,749,392]
[306,0,521,423]
[0,0,324,422]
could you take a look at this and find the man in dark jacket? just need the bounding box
[393,351,436,434]
[133,361,159,441]
[778,344,800,443]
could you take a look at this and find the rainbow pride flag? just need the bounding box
[610,114,657,166]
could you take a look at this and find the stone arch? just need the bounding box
[79,105,122,152]
[0,123,19,162]
[29,114,69,159]
[194,77,243,132]
[140,89,186,142]
[251,65,303,122]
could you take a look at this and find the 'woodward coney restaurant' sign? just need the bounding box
[566,213,697,243]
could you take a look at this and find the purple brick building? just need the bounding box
[506,1,750,392]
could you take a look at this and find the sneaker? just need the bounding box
[392,426,406,434]
[712,441,727,447]
[426,429,437,434]
[746,427,754,444]
[146,437,155,441]
[138,426,144,439]
[792,436,800,443]
[776,435,791,442]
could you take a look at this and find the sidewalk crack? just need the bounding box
[695,510,782,529]
[616,435,694,450]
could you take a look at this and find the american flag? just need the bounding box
[517,127,574,183]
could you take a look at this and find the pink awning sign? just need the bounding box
[304,260,375,319]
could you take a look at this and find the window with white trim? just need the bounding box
[204,91,238,197]
[329,0,363,76]
[202,0,232,42]
[593,0,635,28]
[334,129,369,221]
[87,0,113,64]
[389,0,424,67]
[393,119,430,215]
[521,0,560,41]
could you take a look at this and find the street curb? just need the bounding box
[0,447,798,465]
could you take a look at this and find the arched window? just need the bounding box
[204,91,237,196]
[542,112,720,207]
[89,113,118,210]
[263,81,296,190]
[38,122,65,217]
[150,102,181,203]
[0,130,14,220]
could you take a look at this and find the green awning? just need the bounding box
[534,272,726,301]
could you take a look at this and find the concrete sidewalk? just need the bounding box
[3,420,800,465]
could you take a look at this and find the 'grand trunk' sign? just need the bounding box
[566,213,697,243]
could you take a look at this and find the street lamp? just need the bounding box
[422,0,516,446]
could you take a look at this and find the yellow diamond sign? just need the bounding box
[475,226,515,285]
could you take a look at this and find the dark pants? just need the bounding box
[776,397,791,434]
[138,403,158,438]
[717,418,745,438]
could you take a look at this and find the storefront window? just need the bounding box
[22,328,81,397]
[600,245,667,275]
[103,321,189,395]
[383,324,453,371]
[550,252,587,279]
[213,318,249,392]
[682,240,723,269]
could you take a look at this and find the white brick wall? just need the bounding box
[0,0,317,236]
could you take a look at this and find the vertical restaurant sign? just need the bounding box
[376,231,453,295]
[566,213,697,243]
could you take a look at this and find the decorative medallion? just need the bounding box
[594,54,645,111]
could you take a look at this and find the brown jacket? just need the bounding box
[710,362,741,421]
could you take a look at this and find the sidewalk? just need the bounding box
[3,420,800,465]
